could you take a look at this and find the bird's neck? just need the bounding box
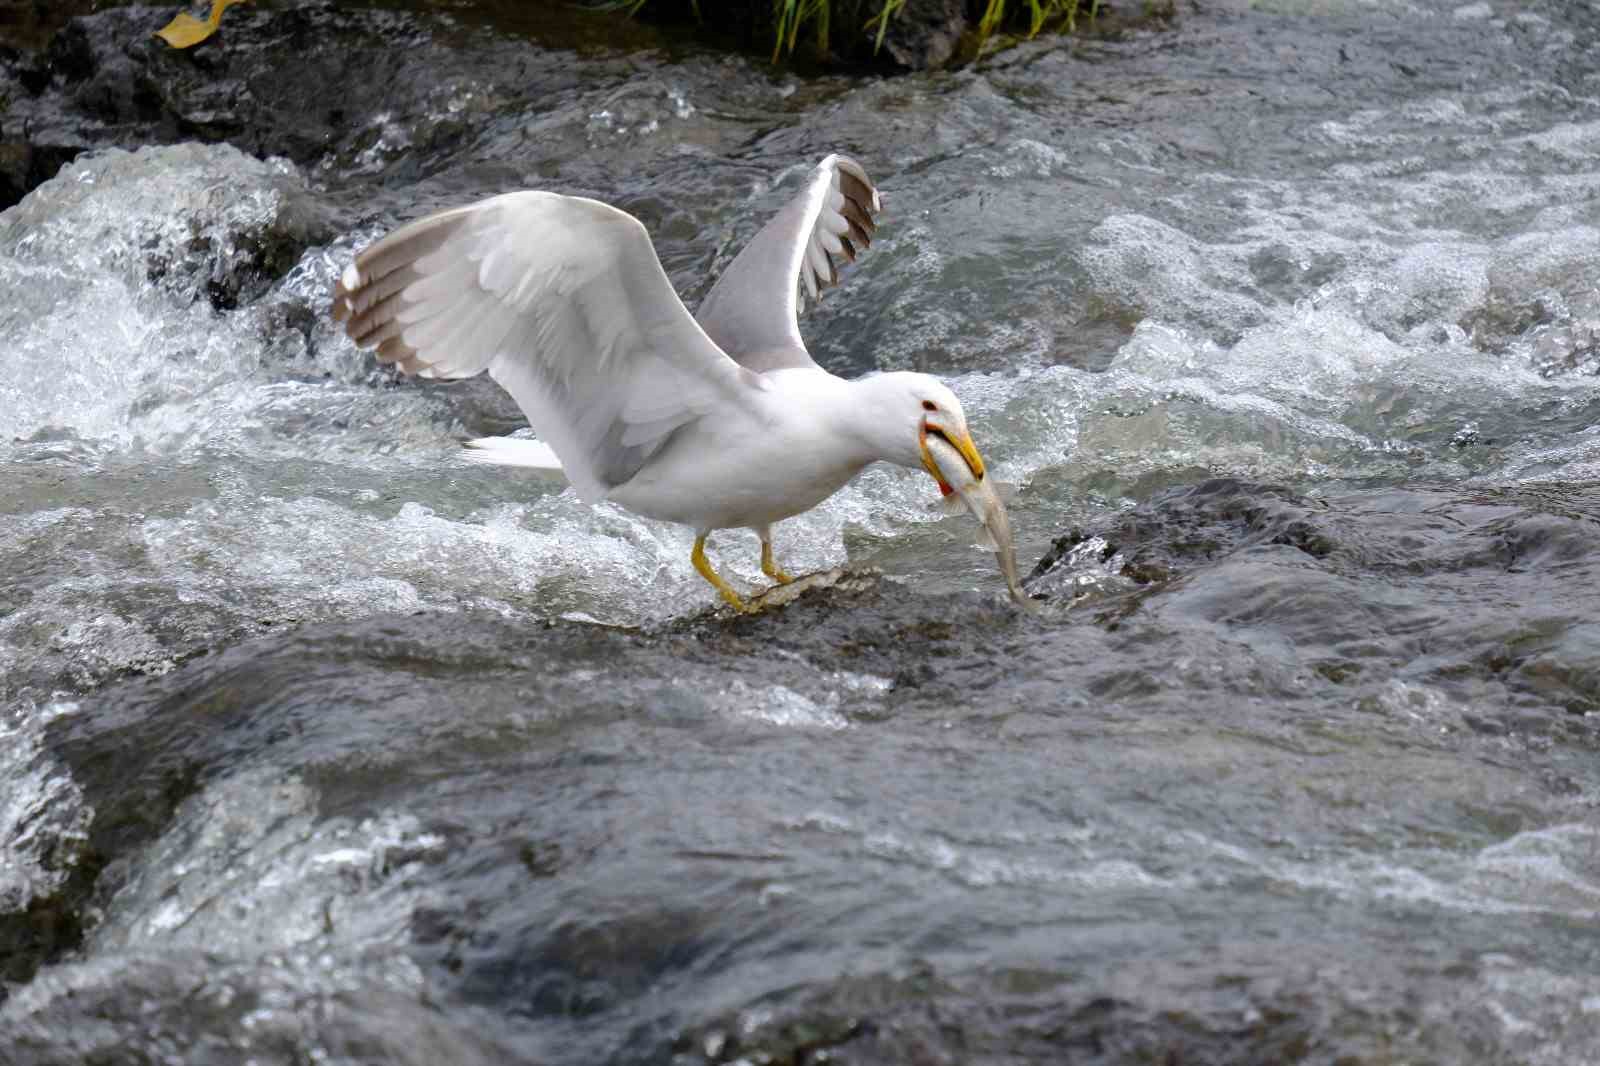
[837,372,920,470]
[761,369,918,470]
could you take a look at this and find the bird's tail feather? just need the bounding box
[461,437,567,478]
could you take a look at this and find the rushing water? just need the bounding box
[3,1,1600,1062]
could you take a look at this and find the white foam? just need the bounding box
[0,701,92,913]
[1080,213,1263,340]
[1187,819,1600,921]
[91,767,442,956]
[0,145,464,461]
[0,145,307,447]
[718,679,849,731]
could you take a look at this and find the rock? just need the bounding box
[719,566,877,614]
[2,141,339,314]
[1025,479,1334,602]
[0,2,615,209]
[0,140,81,208]
[876,0,968,70]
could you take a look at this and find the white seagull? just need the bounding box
[332,154,1007,612]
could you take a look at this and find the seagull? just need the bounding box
[331,154,993,612]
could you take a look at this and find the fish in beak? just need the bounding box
[921,432,1036,612]
[920,424,985,495]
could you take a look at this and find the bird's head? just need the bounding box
[862,372,986,496]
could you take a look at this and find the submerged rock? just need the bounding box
[1029,478,1600,721]
[3,490,1597,1057]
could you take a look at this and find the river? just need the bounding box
[2,1,1598,1062]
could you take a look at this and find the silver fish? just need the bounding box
[924,435,1037,612]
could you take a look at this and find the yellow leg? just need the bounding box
[760,539,794,585]
[692,534,750,612]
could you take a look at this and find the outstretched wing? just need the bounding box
[695,154,882,374]
[333,191,757,503]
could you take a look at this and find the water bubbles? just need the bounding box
[1080,214,1263,341]
[94,768,445,956]
[0,144,330,448]
[1025,531,1137,604]
[986,139,1073,179]
[0,703,92,913]
[719,679,849,731]
[1510,288,1600,378]
[586,82,696,142]
[1365,679,1454,723]
[667,85,695,120]
[350,110,415,174]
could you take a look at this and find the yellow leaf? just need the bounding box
[154,0,248,49]
[154,12,214,48]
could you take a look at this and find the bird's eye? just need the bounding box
[921,400,938,412]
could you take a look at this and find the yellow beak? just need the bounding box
[919,427,986,494]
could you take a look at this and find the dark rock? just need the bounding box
[1118,557,1169,585]
[5,493,1599,1049]
[1026,479,1337,596]
[0,0,106,51]
[667,962,1341,1065]
[0,2,610,208]
[0,139,80,206]
[41,18,94,83]
[877,0,968,71]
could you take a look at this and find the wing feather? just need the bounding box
[694,154,882,374]
[334,191,753,502]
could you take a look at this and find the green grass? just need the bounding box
[612,0,1103,63]
[774,0,834,60]
[828,0,1104,59]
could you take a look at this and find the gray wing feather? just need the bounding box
[333,191,753,503]
[695,154,882,374]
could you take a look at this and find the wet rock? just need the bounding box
[876,0,968,71]
[1027,479,1600,731]
[0,0,105,51]
[710,565,873,613]
[2,951,524,1066]
[2,140,338,317]
[0,570,1038,993]
[0,2,624,208]
[669,960,1446,1066]
[0,140,80,209]
[4,530,1599,1057]
[1026,479,1336,603]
